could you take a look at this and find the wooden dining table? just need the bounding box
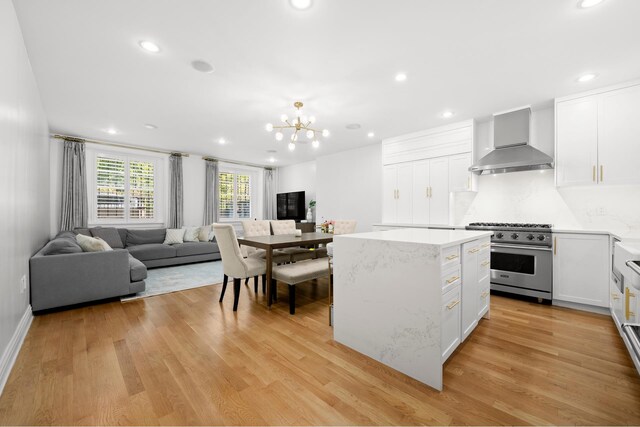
[237,232,334,308]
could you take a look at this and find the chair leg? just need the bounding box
[270,279,278,304]
[233,278,241,311]
[289,285,296,315]
[262,274,266,294]
[254,276,259,293]
[219,274,228,303]
[245,277,249,285]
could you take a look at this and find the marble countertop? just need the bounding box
[338,228,492,248]
[373,223,466,230]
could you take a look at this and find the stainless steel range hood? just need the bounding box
[469,107,554,175]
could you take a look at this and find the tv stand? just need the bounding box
[296,222,316,233]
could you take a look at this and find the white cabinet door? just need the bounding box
[610,279,624,328]
[449,152,472,192]
[598,85,640,185]
[556,98,599,187]
[478,277,490,318]
[461,241,479,341]
[411,160,430,224]
[441,285,461,362]
[553,233,609,308]
[396,163,413,224]
[429,157,449,225]
[382,165,397,223]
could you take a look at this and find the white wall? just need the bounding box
[0,0,49,390]
[277,160,316,210]
[454,105,640,232]
[316,144,382,232]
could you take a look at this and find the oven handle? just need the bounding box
[626,260,640,277]
[491,243,552,252]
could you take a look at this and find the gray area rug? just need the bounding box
[121,261,224,301]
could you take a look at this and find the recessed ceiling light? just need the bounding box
[218,138,226,145]
[269,157,276,163]
[578,0,604,8]
[345,124,361,130]
[312,140,320,148]
[290,0,312,10]
[288,142,296,151]
[106,128,117,135]
[441,110,455,119]
[144,124,157,129]
[395,73,407,82]
[191,60,215,74]
[577,73,597,83]
[367,132,375,138]
[139,40,160,53]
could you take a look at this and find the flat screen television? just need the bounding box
[276,191,306,221]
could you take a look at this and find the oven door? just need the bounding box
[490,243,553,295]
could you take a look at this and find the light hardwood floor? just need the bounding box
[0,278,639,425]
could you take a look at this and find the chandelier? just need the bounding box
[265,101,329,151]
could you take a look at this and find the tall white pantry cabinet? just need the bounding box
[381,120,477,225]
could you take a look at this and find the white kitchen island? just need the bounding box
[332,228,492,391]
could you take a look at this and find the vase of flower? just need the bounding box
[306,200,316,222]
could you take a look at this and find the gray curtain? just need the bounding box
[168,154,183,228]
[204,159,218,224]
[59,140,88,231]
[263,168,278,220]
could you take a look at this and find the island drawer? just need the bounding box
[442,264,461,294]
[441,246,461,268]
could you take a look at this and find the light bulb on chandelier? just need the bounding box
[266,101,328,151]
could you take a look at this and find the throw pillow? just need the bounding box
[90,227,124,249]
[183,226,200,242]
[42,236,83,255]
[76,234,112,252]
[163,228,185,245]
[198,225,212,242]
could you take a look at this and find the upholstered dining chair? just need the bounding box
[241,220,290,293]
[316,219,357,259]
[213,224,266,311]
[269,220,315,262]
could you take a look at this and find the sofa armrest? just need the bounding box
[30,249,130,311]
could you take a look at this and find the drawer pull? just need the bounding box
[445,254,459,261]
[481,291,489,298]
[611,293,620,300]
[481,260,490,267]
[468,248,479,254]
[626,288,636,320]
[481,243,491,248]
[446,276,460,284]
[446,299,460,310]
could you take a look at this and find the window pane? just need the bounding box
[218,172,234,219]
[96,156,125,219]
[129,160,155,219]
[236,174,251,219]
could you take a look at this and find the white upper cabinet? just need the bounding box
[448,152,473,192]
[396,163,414,224]
[411,160,430,225]
[556,82,640,187]
[382,165,398,223]
[382,163,413,224]
[556,98,598,187]
[598,84,640,185]
[429,157,450,225]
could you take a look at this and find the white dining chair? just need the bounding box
[269,220,315,262]
[213,224,266,311]
[241,220,290,292]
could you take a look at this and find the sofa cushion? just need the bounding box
[90,227,124,249]
[76,234,112,252]
[117,228,128,246]
[42,234,83,255]
[173,242,219,257]
[126,228,166,246]
[127,243,177,261]
[128,254,147,282]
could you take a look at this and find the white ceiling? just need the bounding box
[13,0,640,166]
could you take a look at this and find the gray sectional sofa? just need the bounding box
[30,227,221,312]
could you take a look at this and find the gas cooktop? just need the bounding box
[467,222,552,230]
[466,222,553,246]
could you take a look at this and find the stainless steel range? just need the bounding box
[466,222,553,301]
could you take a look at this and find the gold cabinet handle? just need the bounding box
[481,243,491,248]
[467,177,471,190]
[611,293,620,301]
[445,254,459,261]
[397,189,400,199]
[481,291,489,298]
[554,236,557,255]
[600,165,604,182]
[468,248,479,254]
[481,260,490,267]
[446,275,460,284]
[593,165,596,182]
[626,287,636,320]
[447,299,460,310]
[426,187,429,198]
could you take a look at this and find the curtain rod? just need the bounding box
[51,133,190,157]
[51,133,273,169]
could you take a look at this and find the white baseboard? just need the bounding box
[0,305,33,396]
[552,299,610,315]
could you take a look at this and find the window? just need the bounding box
[218,171,252,220]
[94,153,158,223]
